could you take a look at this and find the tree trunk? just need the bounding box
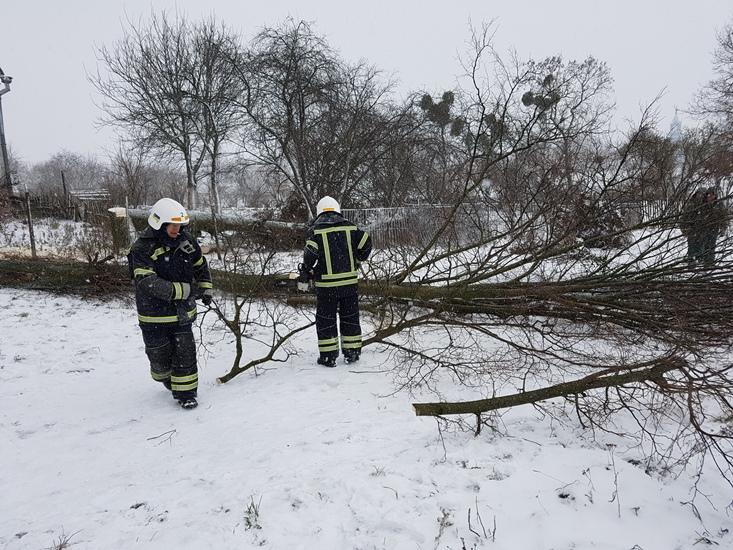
[209,144,221,214]
[209,151,222,260]
[185,157,197,209]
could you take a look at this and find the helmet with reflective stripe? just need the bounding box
[148,198,190,230]
[316,196,340,216]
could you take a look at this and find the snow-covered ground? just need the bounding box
[2,288,732,550]
[0,217,702,306]
[0,218,111,259]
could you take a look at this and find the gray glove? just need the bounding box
[176,297,196,325]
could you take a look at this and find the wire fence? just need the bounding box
[343,204,501,249]
[344,200,694,250]
[5,193,704,254]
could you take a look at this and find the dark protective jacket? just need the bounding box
[128,227,213,326]
[302,212,372,292]
[680,203,703,238]
[700,201,729,239]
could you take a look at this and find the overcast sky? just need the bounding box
[1,0,731,164]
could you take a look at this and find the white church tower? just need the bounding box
[669,108,683,143]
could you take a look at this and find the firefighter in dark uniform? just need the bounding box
[299,196,372,367]
[700,187,729,266]
[680,189,705,265]
[128,198,213,409]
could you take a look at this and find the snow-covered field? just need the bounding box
[2,288,732,550]
[0,218,96,258]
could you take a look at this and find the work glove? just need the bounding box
[297,263,310,281]
[198,287,214,306]
[176,298,195,325]
[297,263,312,292]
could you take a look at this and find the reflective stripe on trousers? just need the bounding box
[315,292,361,358]
[141,324,198,398]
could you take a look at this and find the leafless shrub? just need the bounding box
[75,223,115,265]
[196,231,313,382]
[46,529,80,550]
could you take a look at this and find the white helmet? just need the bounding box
[316,196,340,216]
[148,198,190,230]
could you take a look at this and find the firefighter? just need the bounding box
[699,187,729,266]
[680,189,706,265]
[299,196,372,367]
[128,198,213,409]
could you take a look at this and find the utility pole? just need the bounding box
[0,66,13,195]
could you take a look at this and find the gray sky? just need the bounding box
[1,0,731,163]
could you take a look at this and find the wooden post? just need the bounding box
[61,169,68,198]
[61,170,73,219]
[24,189,37,259]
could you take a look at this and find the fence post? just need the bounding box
[109,210,124,256]
[24,189,37,259]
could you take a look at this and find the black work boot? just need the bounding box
[178,396,198,409]
[343,350,361,364]
[317,355,337,368]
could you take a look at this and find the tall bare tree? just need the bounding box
[106,143,186,206]
[694,18,733,138]
[692,17,733,198]
[185,19,245,214]
[93,13,243,210]
[346,28,733,485]
[231,19,412,217]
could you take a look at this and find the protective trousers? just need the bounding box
[141,324,198,399]
[700,234,717,266]
[315,290,362,360]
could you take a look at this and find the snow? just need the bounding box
[0,218,112,261]
[1,288,732,549]
[0,217,694,287]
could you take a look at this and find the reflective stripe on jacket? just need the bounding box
[303,212,372,290]
[128,227,213,325]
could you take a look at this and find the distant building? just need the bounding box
[669,108,683,144]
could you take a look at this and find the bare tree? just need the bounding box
[28,151,107,195]
[230,19,412,217]
[694,18,733,138]
[107,143,149,205]
[106,143,186,206]
[93,13,243,210]
[185,18,246,214]
[692,18,733,200]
